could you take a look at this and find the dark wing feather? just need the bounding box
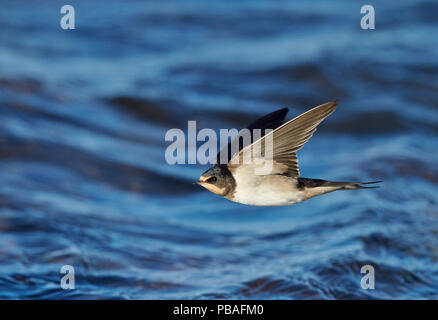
[216,108,288,165]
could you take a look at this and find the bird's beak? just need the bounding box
[193,181,201,185]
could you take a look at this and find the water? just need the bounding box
[1,0,438,299]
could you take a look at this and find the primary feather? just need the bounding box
[228,100,338,177]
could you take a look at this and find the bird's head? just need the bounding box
[194,166,235,196]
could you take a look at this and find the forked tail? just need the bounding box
[324,180,383,190]
[297,178,382,200]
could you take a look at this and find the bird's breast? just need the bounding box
[227,166,305,206]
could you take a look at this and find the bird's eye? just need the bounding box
[209,176,217,183]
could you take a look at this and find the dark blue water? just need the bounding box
[1,0,438,299]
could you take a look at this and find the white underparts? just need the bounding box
[228,165,305,206]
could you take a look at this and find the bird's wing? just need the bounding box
[216,108,288,165]
[228,101,338,177]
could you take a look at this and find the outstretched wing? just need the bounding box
[228,101,338,177]
[216,108,288,165]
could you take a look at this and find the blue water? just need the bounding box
[1,0,438,299]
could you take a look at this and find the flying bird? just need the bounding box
[195,101,381,206]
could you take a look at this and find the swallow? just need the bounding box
[195,101,381,206]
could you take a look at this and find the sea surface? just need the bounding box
[1,0,438,299]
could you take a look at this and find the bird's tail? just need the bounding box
[298,178,382,200]
[324,180,383,190]
[298,178,382,189]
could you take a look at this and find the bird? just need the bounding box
[194,101,381,206]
